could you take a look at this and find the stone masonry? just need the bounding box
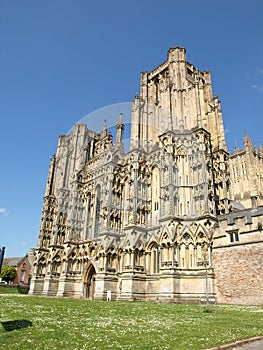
[29,47,263,305]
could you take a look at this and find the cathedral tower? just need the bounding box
[30,47,263,305]
[131,47,227,152]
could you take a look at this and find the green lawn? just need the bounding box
[0,295,262,350]
[0,286,19,294]
[0,285,29,294]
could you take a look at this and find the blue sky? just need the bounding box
[0,0,262,257]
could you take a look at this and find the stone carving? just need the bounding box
[30,47,263,305]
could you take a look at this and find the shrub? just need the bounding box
[0,265,16,282]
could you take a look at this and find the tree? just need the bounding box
[0,265,16,282]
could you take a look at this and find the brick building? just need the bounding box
[3,249,35,285]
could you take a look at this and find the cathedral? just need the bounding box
[29,47,263,305]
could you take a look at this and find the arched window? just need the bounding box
[86,193,92,239]
[94,185,101,238]
[56,213,65,245]
[152,168,160,226]
[149,243,159,274]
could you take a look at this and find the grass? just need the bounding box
[0,285,29,294]
[0,295,262,350]
[0,286,18,294]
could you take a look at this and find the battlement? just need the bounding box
[213,207,263,248]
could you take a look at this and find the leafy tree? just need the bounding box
[0,265,16,282]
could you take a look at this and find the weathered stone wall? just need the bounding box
[213,243,263,305]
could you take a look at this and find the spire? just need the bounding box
[101,119,107,138]
[116,113,124,143]
[117,112,123,126]
[45,155,56,196]
[244,134,252,150]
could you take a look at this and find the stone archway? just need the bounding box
[84,264,96,300]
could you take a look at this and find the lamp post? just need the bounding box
[203,243,210,312]
[0,246,5,273]
[204,251,210,312]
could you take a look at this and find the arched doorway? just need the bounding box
[84,264,96,300]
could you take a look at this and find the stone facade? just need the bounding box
[229,136,263,209]
[29,47,263,304]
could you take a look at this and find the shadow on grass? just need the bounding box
[1,319,32,332]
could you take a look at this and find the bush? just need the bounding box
[0,265,16,282]
[17,285,29,294]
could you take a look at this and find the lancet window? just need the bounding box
[94,185,101,238]
[86,193,92,239]
[151,167,160,226]
[55,213,66,245]
[148,243,159,274]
